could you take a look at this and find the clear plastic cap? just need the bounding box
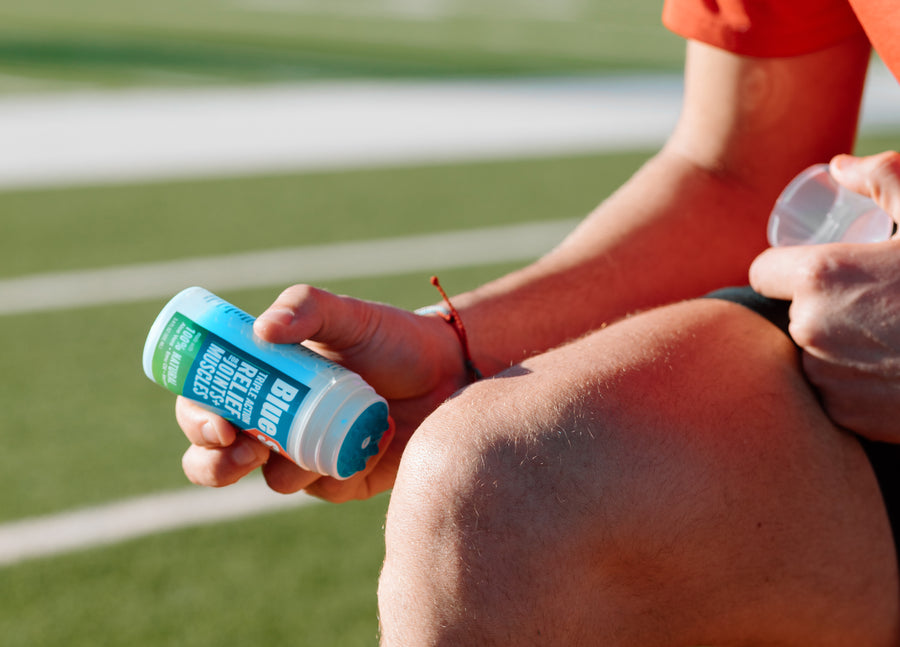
[767,163,894,247]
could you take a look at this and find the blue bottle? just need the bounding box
[143,287,390,479]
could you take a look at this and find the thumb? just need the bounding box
[253,284,373,349]
[830,151,900,224]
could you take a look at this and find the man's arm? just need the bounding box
[177,36,873,497]
[450,38,872,375]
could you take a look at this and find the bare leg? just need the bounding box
[378,299,899,646]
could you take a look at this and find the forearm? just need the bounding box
[448,148,779,375]
[442,37,870,377]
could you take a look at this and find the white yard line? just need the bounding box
[237,0,589,22]
[2,70,898,191]
[2,69,898,192]
[0,75,684,190]
[0,219,578,316]
[0,478,317,567]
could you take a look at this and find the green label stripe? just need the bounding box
[150,311,309,460]
[152,312,207,394]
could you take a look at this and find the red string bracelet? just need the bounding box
[417,276,483,383]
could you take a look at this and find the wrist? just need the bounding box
[416,277,484,387]
[414,309,479,393]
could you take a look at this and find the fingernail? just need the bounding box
[232,441,261,466]
[261,307,295,326]
[201,421,220,445]
[830,154,855,173]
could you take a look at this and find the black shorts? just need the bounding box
[705,286,900,561]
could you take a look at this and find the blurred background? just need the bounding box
[0,1,898,645]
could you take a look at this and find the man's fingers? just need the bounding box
[175,396,238,448]
[748,246,818,300]
[261,454,322,494]
[181,435,269,487]
[830,151,900,222]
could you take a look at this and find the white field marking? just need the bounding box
[0,219,578,316]
[0,478,317,567]
[238,0,454,21]
[0,75,684,191]
[236,0,588,22]
[1,68,898,192]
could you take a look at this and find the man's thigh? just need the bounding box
[382,298,899,646]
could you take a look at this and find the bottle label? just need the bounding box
[150,312,309,459]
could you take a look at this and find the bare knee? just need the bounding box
[378,300,900,646]
[377,354,719,645]
[378,380,615,645]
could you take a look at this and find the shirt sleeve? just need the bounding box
[662,0,865,57]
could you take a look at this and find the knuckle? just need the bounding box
[174,396,201,430]
[794,252,834,288]
[786,300,830,349]
[865,151,900,217]
[265,478,303,495]
[303,478,352,503]
[869,150,900,176]
[182,446,244,488]
[182,448,221,487]
[262,459,314,495]
[792,249,856,295]
[786,315,815,348]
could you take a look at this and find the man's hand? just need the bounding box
[750,152,900,442]
[177,284,468,501]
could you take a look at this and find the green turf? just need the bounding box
[0,495,390,647]
[0,0,685,91]
[0,151,652,278]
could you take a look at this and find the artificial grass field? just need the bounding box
[2,0,900,644]
[0,150,651,647]
[1,497,390,647]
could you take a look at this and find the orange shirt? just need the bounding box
[663,0,900,82]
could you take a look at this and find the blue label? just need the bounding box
[182,324,310,457]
